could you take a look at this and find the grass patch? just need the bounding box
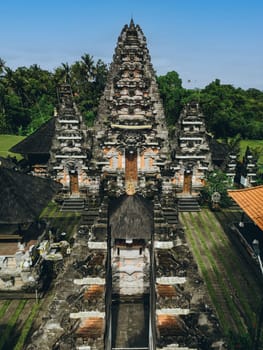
[0,300,11,319]
[0,300,27,350]
[40,200,81,240]
[13,302,40,350]
[39,200,60,218]
[199,210,256,328]
[180,213,229,332]
[239,140,263,171]
[188,212,245,334]
[0,134,25,160]
[181,211,249,335]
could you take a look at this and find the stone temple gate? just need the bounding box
[23,20,224,350]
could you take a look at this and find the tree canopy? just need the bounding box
[0,58,263,142]
[0,55,108,134]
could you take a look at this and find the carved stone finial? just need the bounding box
[129,18,135,28]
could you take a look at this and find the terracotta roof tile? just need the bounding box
[157,284,177,298]
[228,185,263,231]
[157,315,186,336]
[84,285,104,300]
[76,317,104,338]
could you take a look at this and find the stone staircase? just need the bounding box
[80,198,108,241]
[81,208,100,228]
[157,346,197,350]
[162,207,178,225]
[61,198,85,212]
[178,197,200,212]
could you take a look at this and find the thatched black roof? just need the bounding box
[209,138,229,162]
[10,118,55,155]
[0,156,17,169]
[109,195,153,240]
[0,167,61,224]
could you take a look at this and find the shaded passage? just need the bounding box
[112,295,149,348]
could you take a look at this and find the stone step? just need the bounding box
[162,209,178,224]
[178,197,200,212]
[157,347,197,350]
[81,210,99,226]
[61,198,85,212]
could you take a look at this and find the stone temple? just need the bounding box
[19,20,226,350]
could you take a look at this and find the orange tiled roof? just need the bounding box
[157,315,185,336]
[157,284,177,298]
[228,185,263,231]
[84,285,104,300]
[76,317,104,338]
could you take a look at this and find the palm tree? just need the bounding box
[81,54,96,82]
[54,62,71,85]
[0,58,6,76]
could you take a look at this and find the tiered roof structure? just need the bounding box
[172,101,213,196]
[240,146,258,187]
[15,20,224,350]
[93,19,170,197]
[48,84,92,197]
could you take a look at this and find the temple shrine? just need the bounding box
[9,20,228,350]
[172,101,213,197]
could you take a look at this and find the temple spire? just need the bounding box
[129,17,135,28]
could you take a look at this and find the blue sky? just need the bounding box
[1,0,263,90]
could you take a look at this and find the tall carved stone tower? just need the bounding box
[173,101,213,197]
[26,21,223,350]
[48,84,91,198]
[93,19,171,198]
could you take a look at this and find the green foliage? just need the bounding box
[84,110,96,127]
[200,79,263,139]
[200,170,233,208]
[0,55,107,135]
[226,330,252,350]
[157,71,185,126]
[54,54,108,123]
[0,63,56,134]
[25,95,54,135]
[239,139,263,168]
[0,112,10,134]
[0,55,262,143]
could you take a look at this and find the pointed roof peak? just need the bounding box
[129,18,135,28]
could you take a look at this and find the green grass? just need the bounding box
[200,210,256,327]
[180,212,229,332]
[0,300,27,350]
[180,211,259,337]
[0,134,25,159]
[217,138,263,165]
[239,140,263,165]
[40,200,81,240]
[13,302,40,350]
[188,211,246,334]
[180,209,262,348]
[0,300,11,319]
[39,200,60,218]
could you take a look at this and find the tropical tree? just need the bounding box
[53,62,71,85]
[157,71,185,127]
[200,169,233,208]
[200,79,263,139]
